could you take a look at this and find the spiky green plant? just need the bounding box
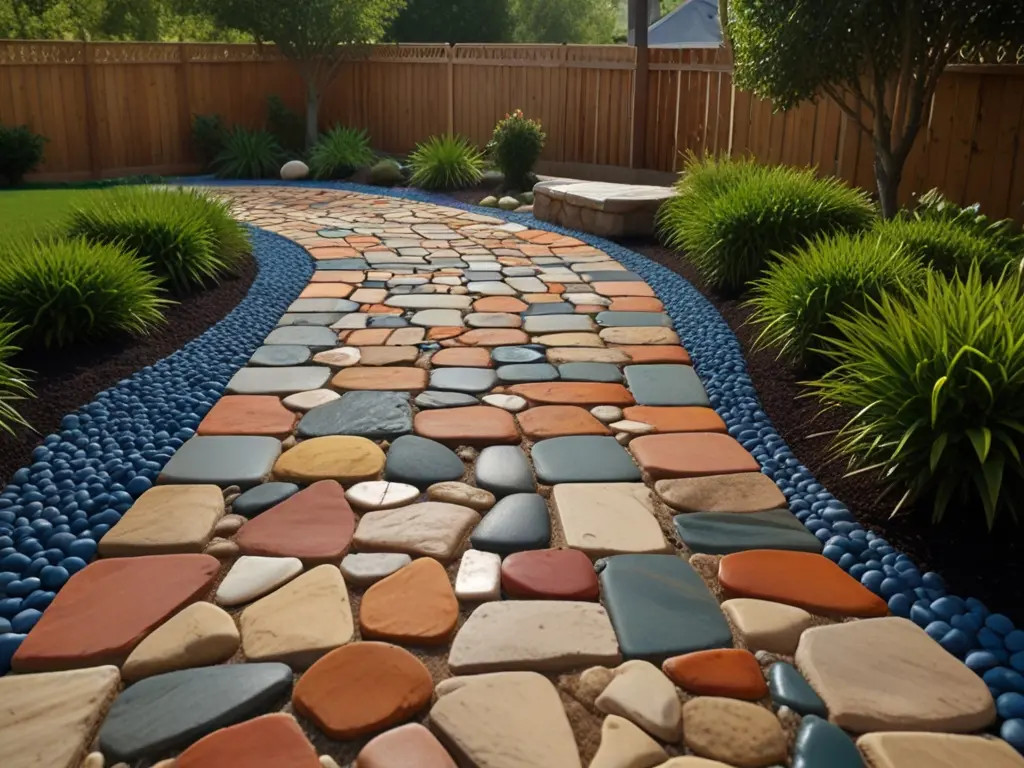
[309,126,375,179]
[0,320,32,435]
[747,232,927,368]
[914,188,1024,255]
[408,134,484,191]
[213,128,284,179]
[809,267,1024,528]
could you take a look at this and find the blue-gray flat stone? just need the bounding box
[313,259,370,270]
[317,228,353,238]
[532,436,641,484]
[286,298,360,313]
[522,315,594,333]
[523,302,575,316]
[624,364,710,406]
[158,436,281,488]
[475,445,535,497]
[673,509,822,555]
[262,325,338,347]
[277,312,343,326]
[368,315,409,328]
[297,391,412,439]
[557,363,623,383]
[582,270,643,282]
[248,345,311,367]
[385,435,464,488]
[414,391,480,409]
[599,554,732,661]
[232,482,299,518]
[792,715,864,768]
[469,493,550,554]
[769,662,828,717]
[362,280,387,288]
[492,346,546,365]
[430,368,499,394]
[465,271,503,281]
[496,363,560,383]
[226,366,331,395]
[98,663,292,761]
[596,311,673,327]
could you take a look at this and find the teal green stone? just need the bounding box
[793,715,864,768]
[769,662,828,717]
[673,509,822,554]
[624,364,709,406]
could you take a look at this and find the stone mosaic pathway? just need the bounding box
[1,186,1021,768]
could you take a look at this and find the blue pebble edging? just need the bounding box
[0,225,312,673]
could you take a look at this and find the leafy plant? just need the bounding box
[0,237,170,350]
[747,232,926,367]
[266,95,306,157]
[408,134,484,191]
[309,126,375,179]
[809,267,1024,529]
[911,188,1024,263]
[191,114,228,170]
[213,128,284,179]
[0,321,32,436]
[487,108,546,190]
[0,124,47,187]
[368,157,405,187]
[657,156,877,294]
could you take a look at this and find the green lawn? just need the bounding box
[0,188,93,242]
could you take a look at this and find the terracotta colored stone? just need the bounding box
[516,405,611,439]
[431,347,492,367]
[351,288,389,303]
[501,549,600,600]
[615,345,690,364]
[309,245,359,259]
[622,406,726,433]
[522,293,564,303]
[273,436,385,484]
[300,283,354,298]
[609,297,664,312]
[629,433,759,480]
[177,713,319,768]
[359,558,459,645]
[332,366,428,391]
[345,329,393,346]
[293,642,433,739]
[594,282,656,297]
[601,327,680,345]
[509,382,635,406]
[457,328,531,346]
[365,305,405,315]
[358,346,420,366]
[197,395,297,438]
[12,554,219,672]
[414,406,520,445]
[474,296,528,312]
[718,550,890,618]
[427,326,465,341]
[356,723,457,768]
[532,332,605,347]
[662,649,769,700]
[234,480,355,564]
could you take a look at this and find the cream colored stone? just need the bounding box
[82,752,104,768]
[344,480,420,510]
[590,405,624,423]
[312,347,361,368]
[654,474,787,514]
[455,549,501,602]
[547,347,631,364]
[795,617,997,733]
[590,715,668,768]
[654,759,732,768]
[682,697,787,767]
[427,481,496,511]
[610,419,656,435]
[430,671,583,768]
[97,484,223,556]
[565,293,612,306]
[722,598,813,655]
[339,552,411,586]
[214,513,246,536]
[215,555,303,607]
[552,483,669,558]
[239,564,354,669]
[319,756,343,768]
[121,602,239,682]
[282,388,342,412]
[449,600,621,674]
[578,666,616,703]
[596,660,682,741]
[856,732,1024,768]
[532,332,605,347]
[599,327,680,345]
[0,666,120,768]
[482,394,528,412]
[353,502,479,562]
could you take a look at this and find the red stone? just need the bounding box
[629,432,759,479]
[662,649,769,700]
[333,366,428,391]
[12,554,219,672]
[516,405,611,439]
[197,395,297,439]
[177,714,319,768]
[457,329,531,347]
[234,480,355,564]
[609,297,665,312]
[508,382,635,407]
[501,549,600,600]
[357,723,457,768]
[617,345,691,364]
[622,406,727,433]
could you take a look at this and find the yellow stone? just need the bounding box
[98,484,224,556]
[273,436,385,484]
[121,602,240,682]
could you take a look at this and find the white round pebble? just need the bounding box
[482,394,528,412]
[615,432,631,444]
[312,346,361,368]
[591,405,624,423]
[282,388,341,412]
[344,480,420,510]
[455,549,502,602]
[609,419,656,435]
[319,757,342,768]
[83,753,105,768]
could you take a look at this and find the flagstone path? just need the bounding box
[1,186,1021,768]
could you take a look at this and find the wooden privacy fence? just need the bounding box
[2,40,1023,220]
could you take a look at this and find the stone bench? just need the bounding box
[532,180,675,238]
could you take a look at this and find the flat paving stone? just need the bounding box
[97,663,293,762]
[427,481,496,511]
[681,697,787,767]
[263,325,339,347]
[455,549,502,602]
[410,309,465,327]
[662,649,769,700]
[496,362,560,383]
[501,548,599,600]
[298,390,412,439]
[532,331,605,347]
[596,311,673,327]
[656,472,786,512]
[311,346,361,368]
[792,716,864,768]
[429,367,498,393]
[353,502,479,562]
[475,445,535,496]
[547,347,631,364]
[557,362,623,382]
[467,280,516,295]
[282,389,341,412]
[509,381,634,406]
[356,722,457,768]
[590,715,667,768]
[532,436,641,483]
[232,482,299,518]
[216,555,304,607]
[333,366,428,391]
[624,364,710,406]
[358,346,420,365]
[274,436,385,484]
[98,484,223,556]
[768,661,828,717]
[278,312,343,326]
[359,558,459,645]
[596,659,683,741]
[722,598,813,655]
[287,298,360,313]
[226,366,331,395]
[345,480,420,511]
[517,404,611,439]
[414,405,520,445]
[197,395,297,439]
[599,554,732,661]
[618,344,691,364]
[855,732,1023,768]
[340,552,412,587]
[674,509,822,554]
[551,483,669,557]
[385,435,465,487]
[522,302,575,316]
[431,347,492,367]
[121,602,239,682]
[600,327,678,344]
[465,311,521,328]
[476,296,528,312]
[582,270,644,282]
[414,390,480,409]
[457,328,531,346]
[159,436,281,488]
[176,713,319,768]
[492,345,546,364]
[469,493,550,554]
[629,433,759,480]
[249,344,312,366]
[523,314,594,333]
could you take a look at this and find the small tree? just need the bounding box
[511,0,617,44]
[728,1,1024,218]
[389,0,512,43]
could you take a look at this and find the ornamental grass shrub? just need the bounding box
[0,321,31,435]
[808,267,1024,529]
[0,124,46,187]
[487,109,545,191]
[213,128,284,180]
[309,126,375,179]
[409,134,484,191]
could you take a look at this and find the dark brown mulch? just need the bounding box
[622,238,1024,625]
[0,257,258,487]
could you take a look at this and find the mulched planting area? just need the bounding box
[0,256,258,487]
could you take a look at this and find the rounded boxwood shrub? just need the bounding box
[809,267,1024,529]
[409,134,484,191]
[0,320,31,435]
[309,126,375,179]
[487,109,545,191]
[747,232,927,367]
[0,124,46,187]
[0,237,170,350]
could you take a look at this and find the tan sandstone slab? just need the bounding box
[551,483,669,557]
[795,617,996,733]
[532,332,605,347]
[682,697,788,768]
[448,600,621,674]
[430,672,583,768]
[596,660,683,742]
[273,436,385,484]
[98,484,224,556]
[121,601,239,682]
[353,502,480,562]
[590,715,668,768]
[601,327,679,345]
[239,564,354,669]
[721,598,813,655]
[546,347,631,364]
[856,732,1024,768]
[0,666,121,768]
[655,474,786,513]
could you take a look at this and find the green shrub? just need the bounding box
[0,124,47,187]
[408,134,484,191]
[0,238,170,350]
[266,95,305,156]
[808,267,1024,528]
[191,114,227,170]
[487,108,546,191]
[914,188,1024,254]
[67,187,249,294]
[747,233,926,367]
[0,321,31,435]
[876,216,1023,282]
[368,158,404,187]
[213,128,284,179]
[657,156,877,294]
[309,126,375,179]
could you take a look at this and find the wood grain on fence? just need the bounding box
[1,40,1021,220]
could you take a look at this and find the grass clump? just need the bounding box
[409,134,484,191]
[0,321,31,435]
[309,126,375,179]
[213,128,284,179]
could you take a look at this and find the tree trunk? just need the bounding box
[304,79,320,151]
[874,147,902,220]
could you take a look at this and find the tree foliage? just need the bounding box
[511,0,617,44]
[388,0,512,43]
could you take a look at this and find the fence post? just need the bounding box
[630,0,650,169]
[447,45,454,135]
[81,42,102,178]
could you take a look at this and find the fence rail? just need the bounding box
[2,40,1022,220]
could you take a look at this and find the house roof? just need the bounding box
[648,0,723,48]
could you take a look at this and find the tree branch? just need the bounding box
[823,82,873,137]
